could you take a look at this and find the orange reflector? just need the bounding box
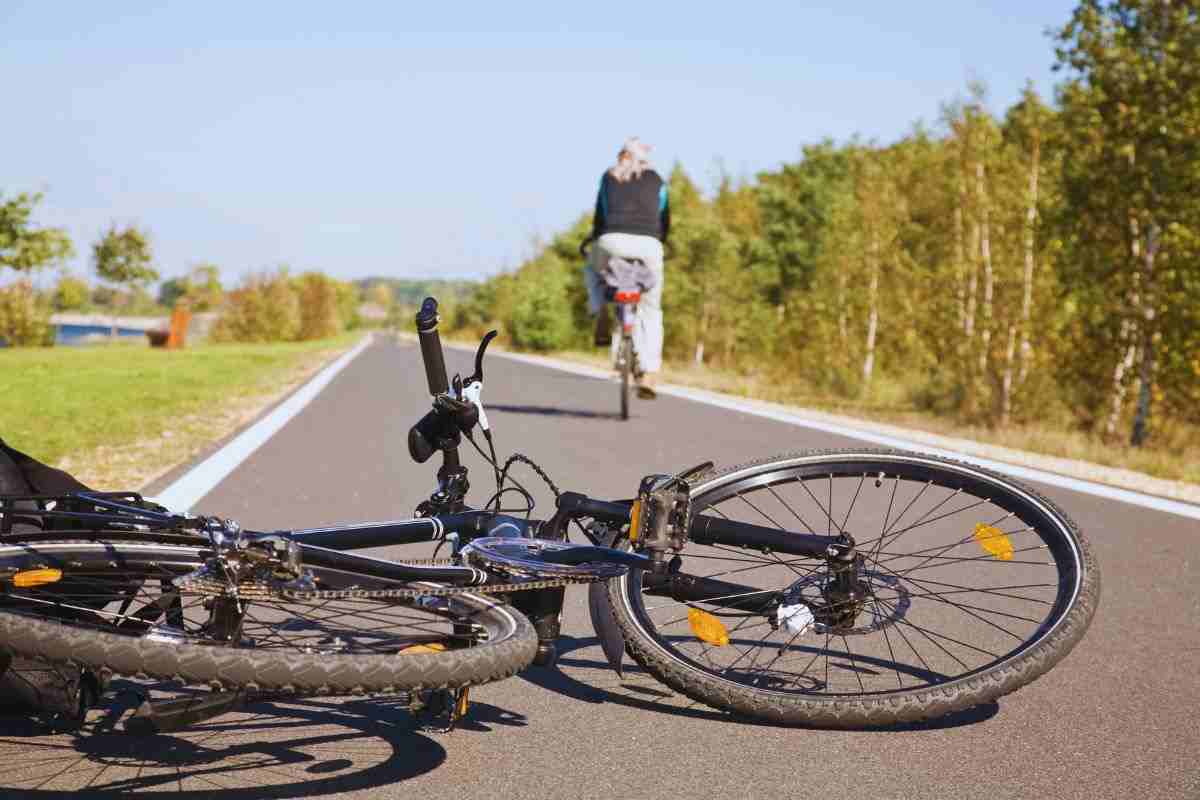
[12,568,63,588]
[455,686,471,718]
[628,500,642,543]
[688,608,730,646]
[398,642,447,655]
[974,523,1014,561]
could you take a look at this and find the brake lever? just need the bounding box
[462,330,497,433]
[466,330,498,385]
[462,379,490,433]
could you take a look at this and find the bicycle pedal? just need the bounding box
[414,687,470,734]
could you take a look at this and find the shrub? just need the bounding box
[0,281,53,346]
[508,260,573,352]
[210,270,301,343]
[295,272,342,340]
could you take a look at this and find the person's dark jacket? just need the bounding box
[591,169,670,243]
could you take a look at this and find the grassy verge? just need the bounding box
[2,333,362,490]
[538,346,1200,489]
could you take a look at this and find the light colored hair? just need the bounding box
[609,137,653,182]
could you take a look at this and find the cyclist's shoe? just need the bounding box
[636,373,658,400]
[593,310,612,347]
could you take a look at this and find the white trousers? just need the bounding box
[584,232,665,373]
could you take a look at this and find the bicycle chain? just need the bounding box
[499,453,562,500]
[175,558,600,603]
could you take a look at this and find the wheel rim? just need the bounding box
[621,453,1085,699]
[0,543,513,662]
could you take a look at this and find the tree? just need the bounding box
[0,282,52,346]
[365,284,393,309]
[334,280,361,330]
[0,192,73,274]
[295,272,342,340]
[158,276,189,309]
[1054,0,1200,445]
[92,224,159,299]
[53,273,90,311]
[508,255,574,351]
[754,142,852,304]
[210,268,300,343]
[160,263,223,310]
[93,224,158,336]
[0,193,71,346]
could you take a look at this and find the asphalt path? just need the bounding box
[2,337,1197,799]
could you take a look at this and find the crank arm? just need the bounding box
[124,688,301,734]
[125,691,254,734]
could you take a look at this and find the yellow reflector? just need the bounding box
[455,686,471,718]
[688,608,730,646]
[628,500,642,543]
[974,523,1014,561]
[398,642,447,655]
[13,568,63,588]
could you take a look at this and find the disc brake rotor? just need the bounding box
[782,571,910,636]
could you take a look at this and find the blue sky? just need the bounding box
[3,1,1079,284]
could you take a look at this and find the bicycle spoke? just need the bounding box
[735,491,787,530]
[765,483,818,534]
[839,474,867,533]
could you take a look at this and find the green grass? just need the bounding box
[1,334,360,488]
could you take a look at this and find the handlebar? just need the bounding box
[410,297,460,467]
[415,297,450,397]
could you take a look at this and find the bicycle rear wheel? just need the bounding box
[608,449,1099,726]
[0,539,537,694]
[618,336,632,420]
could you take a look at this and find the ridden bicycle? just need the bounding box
[581,237,658,418]
[0,298,1099,731]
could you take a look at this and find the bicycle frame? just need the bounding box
[0,296,853,671]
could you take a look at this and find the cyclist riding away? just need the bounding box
[584,137,670,399]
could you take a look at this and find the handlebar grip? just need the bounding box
[415,297,450,396]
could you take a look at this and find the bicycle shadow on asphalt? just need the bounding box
[519,635,999,733]
[488,403,624,421]
[0,680,523,798]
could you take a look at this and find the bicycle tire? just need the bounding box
[619,336,632,421]
[607,449,1099,727]
[0,540,537,694]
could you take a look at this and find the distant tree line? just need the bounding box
[0,200,372,346]
[211,268,363,343]
[358,277,476,310]
[452,0,1200,448]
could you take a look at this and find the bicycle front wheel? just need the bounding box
[0,540,537,694]
[608,449,1099,726]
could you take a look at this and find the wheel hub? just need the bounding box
[817,556,871,629]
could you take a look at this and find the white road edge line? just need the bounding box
[150,334,374,512]
[460,343,1200,521]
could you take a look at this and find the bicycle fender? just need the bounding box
[586,525,628,678]
[587,582,626,679]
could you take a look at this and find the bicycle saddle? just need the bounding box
[602,257,657,292]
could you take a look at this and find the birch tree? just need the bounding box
[1055,0,1200,444]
